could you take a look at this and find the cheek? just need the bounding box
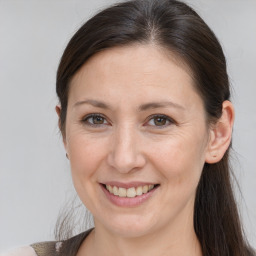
[66,133,109,209]
[150,132,206,184]
[67,132,108,181]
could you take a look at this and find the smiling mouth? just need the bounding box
[102,184,160,198]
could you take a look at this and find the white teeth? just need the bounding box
[149,184,154,190]
[142,185,149,194]
[136,186,143,196]
[127,187,136,198]
[113,186,119,196]
[118,187,127,197]
[106,185,113,193]
[105,184,156,197]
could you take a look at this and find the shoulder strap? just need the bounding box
[30,229,93,256]
[59,229,93,256]
[30,241,60,256]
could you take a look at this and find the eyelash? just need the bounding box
[81,113,175,128]
[145,114,175,128]
[81,113,109,127]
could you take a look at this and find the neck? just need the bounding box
[78,213,202,256]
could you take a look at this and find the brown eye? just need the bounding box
[147,115,174,128]
[83,114,108,126]
[92,116,104,124]
[154,117,167,126]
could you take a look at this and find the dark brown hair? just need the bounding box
[56,0,254,255]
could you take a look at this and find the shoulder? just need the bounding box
[0,246,37,256]
[1,229,93,256]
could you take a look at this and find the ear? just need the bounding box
[55,105,67,148]
[205,100,235,164]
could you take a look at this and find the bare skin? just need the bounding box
[57,44,234,256]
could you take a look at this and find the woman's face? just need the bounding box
[63,45,211,237]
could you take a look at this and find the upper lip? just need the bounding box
[101,181,158,189]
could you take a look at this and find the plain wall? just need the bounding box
[0,0,255,252]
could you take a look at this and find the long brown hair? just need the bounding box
[56,0,254,255]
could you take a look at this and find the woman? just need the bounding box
[3,0,255,255]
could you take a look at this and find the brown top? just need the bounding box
[0,229,92,256]
[31,229,93,256]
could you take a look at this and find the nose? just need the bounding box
[107,125,146,174]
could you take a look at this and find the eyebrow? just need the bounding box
[139,101,185,111]
[73,99,185,111]
[73,99,111,110]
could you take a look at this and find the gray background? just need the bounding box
[0,0,255,252]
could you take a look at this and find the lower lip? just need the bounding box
[101,184,158,207]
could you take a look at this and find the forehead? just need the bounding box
[71,44,193,84]
[69,44,201,110]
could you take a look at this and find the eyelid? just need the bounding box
[81,113,176,128]
[81,113,110,127]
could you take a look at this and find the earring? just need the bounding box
[66,153,69,159]
[212,152,217,158]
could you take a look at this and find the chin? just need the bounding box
[95,212,159,238]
